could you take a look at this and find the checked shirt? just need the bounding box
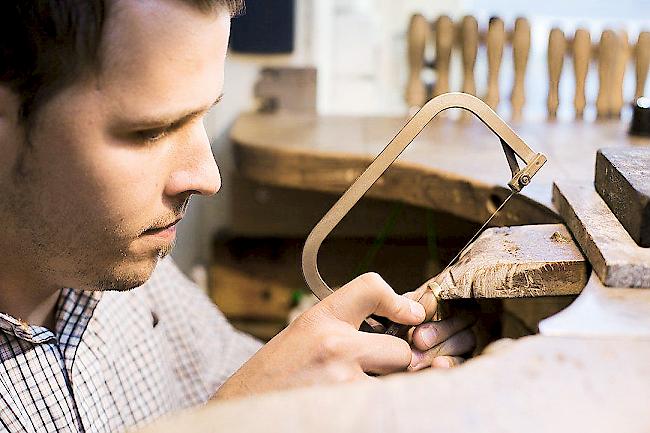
[0,258,262,432]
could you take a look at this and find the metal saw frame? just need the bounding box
[302,92,547,301]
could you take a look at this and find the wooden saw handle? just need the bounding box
[547,27,566,119]
[434,15,454,97]
[485,17,505,110]
[635,31,650,100]
[597,29,617,119]
[460,15,479,95]
[406,14,429,108]
[611,31,630,118]
[511,17,530,120]
[572,28,591,119]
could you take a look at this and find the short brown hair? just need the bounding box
[0,0,243,124]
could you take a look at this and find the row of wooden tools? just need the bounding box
[406,15,650,119]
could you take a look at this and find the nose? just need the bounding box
[164,124,221,198]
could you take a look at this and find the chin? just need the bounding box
[94,254,161,292]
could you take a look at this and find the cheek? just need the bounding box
[79,146,169,225]
[32,128,168,233]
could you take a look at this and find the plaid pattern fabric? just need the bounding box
[0,258,262,433]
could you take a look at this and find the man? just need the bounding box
[0,1,476,432]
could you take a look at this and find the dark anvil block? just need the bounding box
[595,148,650,247]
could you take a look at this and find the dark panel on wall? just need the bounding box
[230,0,295,54]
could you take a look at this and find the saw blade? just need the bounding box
[439,191,516,278]
[381,191,516,337]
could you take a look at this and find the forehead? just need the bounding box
[96,0,230,116]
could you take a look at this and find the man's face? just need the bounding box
[0,0,228,292]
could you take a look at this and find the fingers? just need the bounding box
[355,332,413,375]
[321,273,425,328]
[411,313,476,351]
[404,284,439,321]
[409,328,476,371]
[430,356,465,369]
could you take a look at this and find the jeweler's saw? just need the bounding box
[301,92,547,334]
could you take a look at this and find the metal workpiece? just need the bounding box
[302,92,547,303]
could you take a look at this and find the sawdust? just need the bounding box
[504,239,520,255]
[550,231,572,244]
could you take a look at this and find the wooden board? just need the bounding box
[136,335,650,433]
[429,223,589,299]
[231,112,650,225]
[595,147,650,247]
[553,180,650,288]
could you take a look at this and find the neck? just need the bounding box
[0,262,61,329]
[26,291,61,329]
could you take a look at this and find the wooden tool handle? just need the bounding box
[547,27,566,119]
[511,17,530,120]
[635,31,650,100]
[597,29,617,119]
[406,13,429,108]
[434,15,454,97]
[611,31,630,118]
[572,28,591,119]
[460,15,479,95]
[486,17,505,110]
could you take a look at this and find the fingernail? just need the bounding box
[409,350,423,370]
[420,326,437,348]
[409,301,425,320]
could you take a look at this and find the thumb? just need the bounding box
[319,273,425,329]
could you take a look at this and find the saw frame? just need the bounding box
[302,92,547,301]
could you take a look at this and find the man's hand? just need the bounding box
[214,273,473,400]
[404,285,477,371]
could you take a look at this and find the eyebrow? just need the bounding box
[120,93,224,130]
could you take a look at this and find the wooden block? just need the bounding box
[595,148,650,247]
[429,223,588,299]
[553,180,650,287]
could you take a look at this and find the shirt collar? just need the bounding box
[0,288,102,345]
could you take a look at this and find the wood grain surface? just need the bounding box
[231,112,650,225]
[428,224,588,299]
[595,148,650,247]
[553,180,650,287]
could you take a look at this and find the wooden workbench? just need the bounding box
[149,113,650,433]
[231,112,650,226]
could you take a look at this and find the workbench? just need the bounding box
[140,111,650,432]
[231,112,646,226]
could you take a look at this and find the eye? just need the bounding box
[136,127,169,143]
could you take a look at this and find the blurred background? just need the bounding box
[171,0,650,341]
